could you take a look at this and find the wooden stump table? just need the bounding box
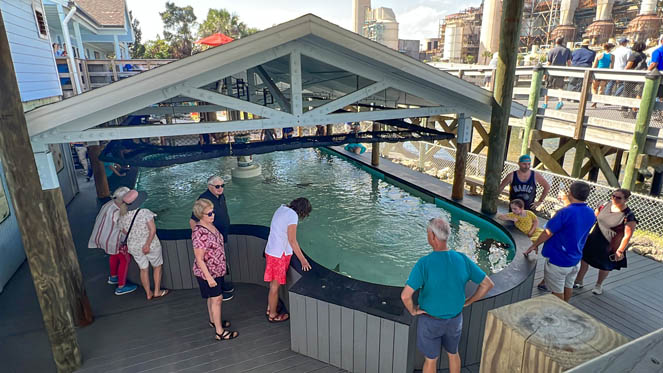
[480,294,630,373]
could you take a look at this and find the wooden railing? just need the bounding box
[55,58,176,97]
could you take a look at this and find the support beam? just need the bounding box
[180,86,294,121]
[574,69,593,139]
[255,65,290,111]
[551,138,577,161]
[481,0,525,215]
[0,15,83,371]
[290,51,303,116]
[303,81,389,118]
[372,121,380,166]
[572,140,587,178]
[612,150,624,179]
[41,106,457,143]
[453,114,471,201]
[88,145,110,199]
[587,143,620,187]
[529,138,569,176]
[521,64,543,156]
[623,70,661,189]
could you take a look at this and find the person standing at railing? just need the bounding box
[543,37,571,110]
[568,40,596,92]
[647,35,663,102]
[52,43,64,57]
[590,43,615,108]
[624,41,649,118]
[497,154,551,211]
[606,38,632,97]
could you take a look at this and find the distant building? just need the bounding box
[440,6,482,64]
[420,38,441,61]
[398,39,420,59]
[352,0,399,50]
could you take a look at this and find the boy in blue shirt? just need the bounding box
[525,181,595,302]
[401,218,494,373]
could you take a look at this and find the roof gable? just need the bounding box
[75,0,126,27]
[26,14,526,143]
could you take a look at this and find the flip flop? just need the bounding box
[267,313,289,323]
[153,289,170,298]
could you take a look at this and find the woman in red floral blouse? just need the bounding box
[192,199,238,340]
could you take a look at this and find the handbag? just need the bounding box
[119,208,141,255]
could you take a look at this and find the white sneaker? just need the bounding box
[592,284,603,295]
[573,282,584,289]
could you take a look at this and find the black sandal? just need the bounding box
[215,329,239,340]
[208,320,231,329]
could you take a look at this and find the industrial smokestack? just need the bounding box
[595,0,615,21]
[585,0,616,44]
[640,0,656,15]
[479,0,502,63]
[353,0,371,35]
[552,0,579,43]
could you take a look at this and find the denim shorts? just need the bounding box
[416,313,463,359]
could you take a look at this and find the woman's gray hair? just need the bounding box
[112,186,130,200]
[207,175,223,185]
[428,217,451,242]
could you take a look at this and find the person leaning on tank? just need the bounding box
[401,217,494,373]
[190,176,235,301]
[497,154,550,211]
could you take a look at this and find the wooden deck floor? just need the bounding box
[531,250,663,340]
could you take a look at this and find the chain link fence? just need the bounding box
[380,141,663,236]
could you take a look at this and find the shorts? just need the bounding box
[416,313,463,359]
[196,276,224,299]
[543,258,580,294]
[545,76,566,90]
[129,246,163,270]
[264,253,292,285]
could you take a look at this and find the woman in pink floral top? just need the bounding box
[192,198,238,341]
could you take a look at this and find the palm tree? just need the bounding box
[198,9,257,40]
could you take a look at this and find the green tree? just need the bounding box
[198,8,258,40]
[482,50,493,64]
[160,2,197,58]
[465,54,475,64]
[129,11,146,58]
[143,37,173,59]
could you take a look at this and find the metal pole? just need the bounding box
[623,69,661,189]
[481,0,526,215]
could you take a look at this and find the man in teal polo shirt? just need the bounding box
[401,218,494,373]
[525,181,595,302]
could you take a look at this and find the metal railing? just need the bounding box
[55,58,176,97]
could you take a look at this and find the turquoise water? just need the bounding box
[137,148,514,286]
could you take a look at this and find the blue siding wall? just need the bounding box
[0,161,26,293]
[1,0,62,102]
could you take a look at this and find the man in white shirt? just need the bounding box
[607,38,632,96]
[263,198,312,322]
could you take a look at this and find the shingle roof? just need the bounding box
[75,0,126,27]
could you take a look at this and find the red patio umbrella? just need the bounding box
[195,33,234,47]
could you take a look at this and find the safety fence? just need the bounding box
[379,140,663,236]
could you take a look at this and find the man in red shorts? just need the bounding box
[264,197,312,322]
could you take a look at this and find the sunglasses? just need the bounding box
[611,194,624,200]
[206,211,215,217]
[210,184,225,189]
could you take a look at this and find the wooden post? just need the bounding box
[326,124,333,135]
[520,64,543,156]
[371,121,380,166]
[571,140,586,178]
[574,70,593,139]
[110,59,118,81]
[612,150,624,179]
[623,69,661,190]
[88,145,111,199]
[480,295,629,373]
[481,0,525,215]
[452,114,471,201]
[0,16,83,371]
[650,168,663,196]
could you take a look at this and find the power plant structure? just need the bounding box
[419,0,663,63]
[352,0,400,50]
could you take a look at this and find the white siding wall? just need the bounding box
[1,0,62,102]
[0,161,26,293]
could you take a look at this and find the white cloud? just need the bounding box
[396,6,447,45]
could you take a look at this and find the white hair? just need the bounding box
[112,186,130,200]
[207,175,223,185]
[428,217,450,242]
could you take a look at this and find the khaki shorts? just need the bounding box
[543,258,579,294]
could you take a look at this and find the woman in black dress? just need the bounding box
[574,189,637,295]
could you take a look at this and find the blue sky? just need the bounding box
[127,0,482,45]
